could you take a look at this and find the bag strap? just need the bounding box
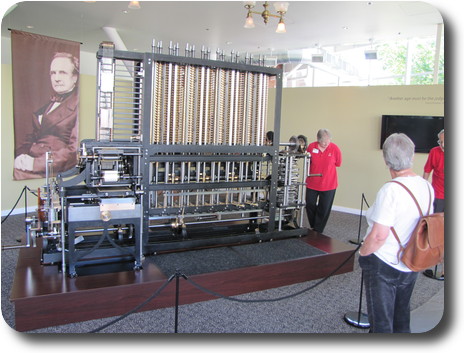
[390,227,405,262]
[391,180,423,217]
[390,180,431,217]
[388,180,432,262]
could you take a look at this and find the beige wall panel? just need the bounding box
[270,85,444,211]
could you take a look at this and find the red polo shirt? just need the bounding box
[424,146,445,199]
[305,141,342,191]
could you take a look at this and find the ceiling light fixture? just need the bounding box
[128,1,141,10]
[243,1,289,34]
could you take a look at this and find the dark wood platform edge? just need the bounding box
[11,230,356,332]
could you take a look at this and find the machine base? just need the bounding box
[10,230,355,332]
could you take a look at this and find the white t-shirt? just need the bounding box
[364,176,434,272]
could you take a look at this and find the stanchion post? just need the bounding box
[344,271,370,329]
[173,270,189,333]
[349,193,365,245]
[345,193,370,329]
[174,270,181,333]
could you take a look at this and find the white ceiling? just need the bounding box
[2,1,444,57]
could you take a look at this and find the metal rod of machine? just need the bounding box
[60,193,66,274]
[148,215,268,228]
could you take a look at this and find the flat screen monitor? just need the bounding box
[380,115,444,153]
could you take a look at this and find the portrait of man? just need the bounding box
[12,30,80,180]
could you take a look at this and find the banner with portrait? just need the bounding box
[11,30,80,180]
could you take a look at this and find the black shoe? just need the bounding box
[423,269,444,281]
[423,269,434,278]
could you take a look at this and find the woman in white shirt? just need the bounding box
[358,133,434,333]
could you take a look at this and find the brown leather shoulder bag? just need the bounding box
[390,181,444,272]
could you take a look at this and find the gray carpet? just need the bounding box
[1,210,444,333]
[150,239,325,276]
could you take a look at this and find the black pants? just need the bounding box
[434,198,444,213]
[359,254,419,333]
[305,188,336,233]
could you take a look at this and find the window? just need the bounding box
[279,34,444,88]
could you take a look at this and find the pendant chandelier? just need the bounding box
[243,1,290,34]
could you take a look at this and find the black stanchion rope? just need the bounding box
[1,186,367,333]
[89,274,176,333]
[1,186,37,224]
[87,241,361,332]
[184,242,362,303]
[3,186,365,332]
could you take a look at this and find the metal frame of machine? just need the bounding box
[27,42,309,277]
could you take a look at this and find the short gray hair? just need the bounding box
[317,128,332,141]
[438,129,444,138]
[382,133,415,171]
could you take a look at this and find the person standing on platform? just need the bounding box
[358,133,434,333]
[423,129,445,280]
[305,128,342,233]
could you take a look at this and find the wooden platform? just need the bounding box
[10,230,356,332]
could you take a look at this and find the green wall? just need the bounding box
[1,61,444,214]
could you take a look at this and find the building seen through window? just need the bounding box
[265,33,444,88]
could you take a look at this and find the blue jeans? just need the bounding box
[359,254,419,333]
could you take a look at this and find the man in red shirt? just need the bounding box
[423,129,444,280]
[423,129,444,213]
[305,129,342,233]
